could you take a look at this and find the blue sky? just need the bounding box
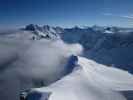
[0,0,133,29]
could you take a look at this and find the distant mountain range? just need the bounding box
[1,24,133,100]
[1,24,133,72]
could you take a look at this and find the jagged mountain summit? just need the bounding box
[0,24,63,40]
[24,24,63,40]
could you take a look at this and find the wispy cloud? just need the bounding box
[102,13,113,16]
[102,13,133,19]
[121,15,133,19]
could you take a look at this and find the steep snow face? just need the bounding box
[28,56,133,100]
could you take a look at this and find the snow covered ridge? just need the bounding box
[24,56,133,100]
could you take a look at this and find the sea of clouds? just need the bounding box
[0,39,83,100]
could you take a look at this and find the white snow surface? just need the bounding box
[30,56,133,100]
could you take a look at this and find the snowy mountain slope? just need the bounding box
[86,32,133,73]
[60,26,104,50]
[24,24,62,40]
[59,26,133,51]
[27,56,133,100]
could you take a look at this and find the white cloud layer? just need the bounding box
[0,39,83,100]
